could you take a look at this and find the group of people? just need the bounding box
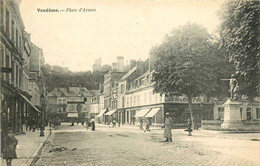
[139,118,152,132]
[85,116,95,131]
[163,112,193,142]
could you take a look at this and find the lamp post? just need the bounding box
[40,94,45,137]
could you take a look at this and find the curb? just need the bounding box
[22,131,52,166]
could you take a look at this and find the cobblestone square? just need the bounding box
[32,124,260,166]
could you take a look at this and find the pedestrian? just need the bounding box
[32,118,37,132]
[187,119,192,136]
[163,112,173,142]
[139,118,144,130]
[144,118,151,132]
[90,116,95,131]
[112,119,116,128]
[3,129,18,166]
[23,118,28,132]
[85,118,89,130]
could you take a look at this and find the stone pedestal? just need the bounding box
[221,99,243,130]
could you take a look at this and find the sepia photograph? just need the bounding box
[0,0,260,165]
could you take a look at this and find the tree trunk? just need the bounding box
[187,95,195,129]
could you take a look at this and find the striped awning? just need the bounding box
[67,112,78,118]
[104,109,117,116]
[134,108,151,118]
[97,109,107,117]
[145,108,161,118]
[20,93,41,113]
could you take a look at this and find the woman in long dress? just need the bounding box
[163,112,173,142]
[90,117,95,131]
[3,129,18,166]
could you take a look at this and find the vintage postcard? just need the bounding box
[1,0,259,165]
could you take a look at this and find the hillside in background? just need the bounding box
[42,64,111,92]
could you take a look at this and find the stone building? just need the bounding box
[0,0,45,133]
[47,87,97,122]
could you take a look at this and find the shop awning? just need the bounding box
[145,108,161,118]
[67,112,78,118]
[20,93,41,113]
[104,109,117,116]
[134,108,151,117]
[97,109,107,117]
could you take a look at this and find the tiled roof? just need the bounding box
[48,87,96,97]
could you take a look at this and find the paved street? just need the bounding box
[31,123,260,166]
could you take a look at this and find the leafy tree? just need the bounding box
[152,23,227,128]
[219,0,260,100]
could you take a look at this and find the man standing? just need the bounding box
[163,112,173,142]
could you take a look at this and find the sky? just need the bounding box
[20,0,225,72]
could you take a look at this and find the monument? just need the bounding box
[221,76,243,130]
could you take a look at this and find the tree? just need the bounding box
[152,23,226,129]
[219,0,260,100]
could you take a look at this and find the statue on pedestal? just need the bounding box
[221,74,240,101]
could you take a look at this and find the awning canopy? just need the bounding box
[104,109,117,116]
[67,112,78,118]
[97,109,107,117]
[20,93,41,113]
[145,108,161,118]
[134,108,151,118]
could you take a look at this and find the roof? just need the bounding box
[89,90,100,96]
[120,66,137,81]
[47,87,96,97]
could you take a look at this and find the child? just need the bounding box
[3,129,18,166]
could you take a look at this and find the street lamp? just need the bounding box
[40,94,45,137]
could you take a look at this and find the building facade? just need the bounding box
[47,87,97,122]
[1,0,46,134]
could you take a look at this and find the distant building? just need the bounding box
[47,87,98,121]
[92,57,101,73]
[116,56,124,72]
[101,71,125,124]
[29,43,45,108]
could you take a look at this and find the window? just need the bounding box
[256,108,260,119]
[120,84,124,94]
[240,108,243,119]
[57,99,62,104]
[62,99,67,104]
[16,64,19,87]
[149,92,152,104]
[5,52,10,81]
[11,20,14,40]
[137,95,140,106]
[0,1,3,25]
[0,45,4,67]
[246,108,252,121]
[5,9,10,33]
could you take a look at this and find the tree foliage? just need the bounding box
[152,23,228,98]
[219,0,260,99]
[42,64,111,92]
[151,23,230,128]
